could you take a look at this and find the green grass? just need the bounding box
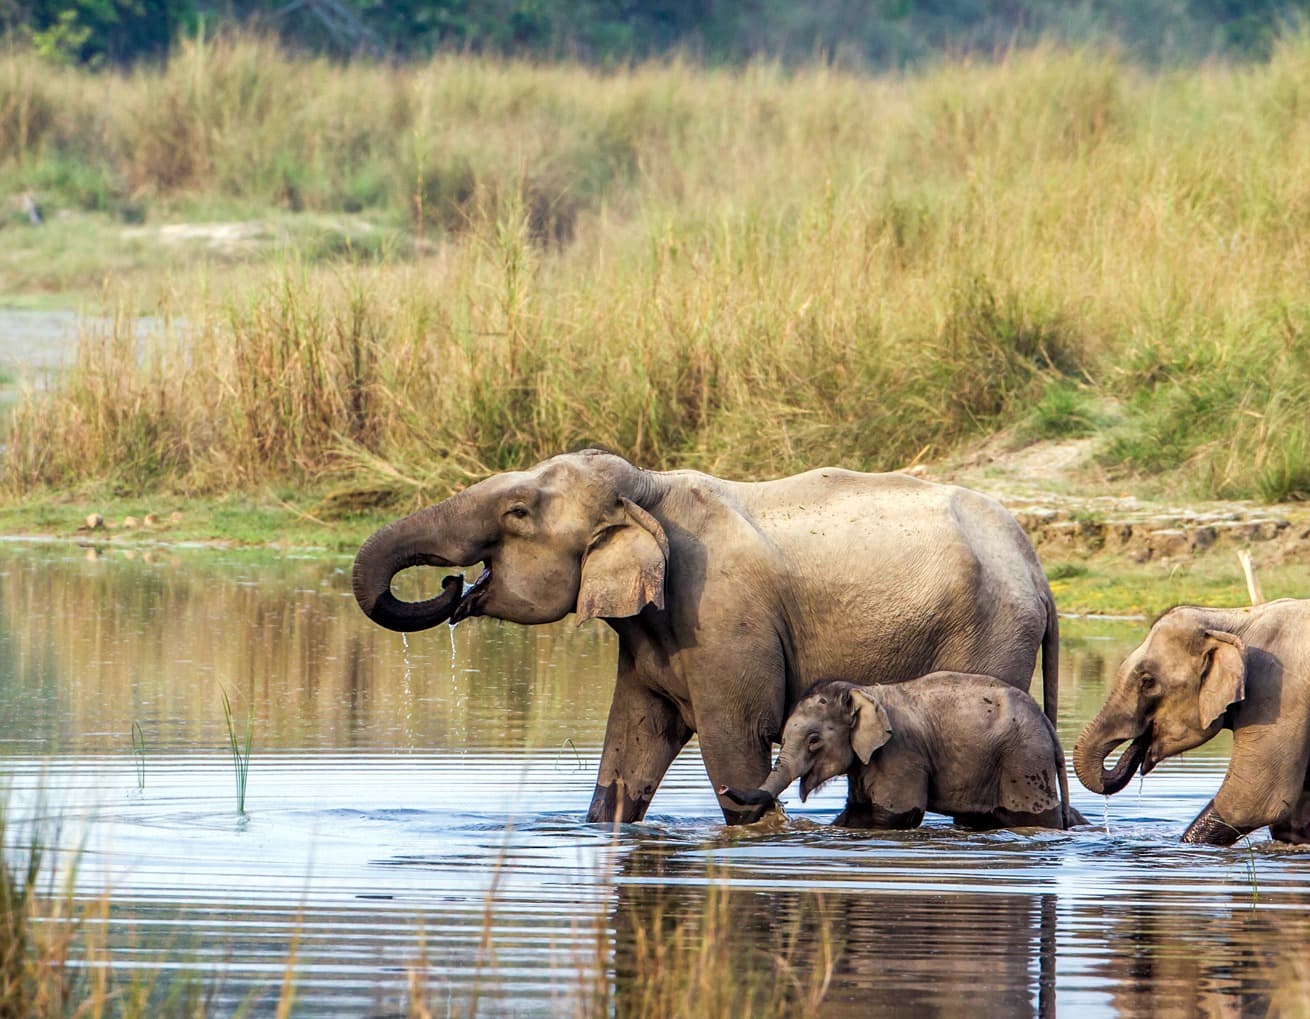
[1042,556,1310,619]
[5,38,1310,503]
[131,721,147,791]
[221,689,253,815]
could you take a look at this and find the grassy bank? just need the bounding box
[5,38,1310,505]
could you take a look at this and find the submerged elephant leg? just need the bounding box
[587,680,690,824]
[977,806,1068,831]
[848,804,926,830]
[1269,789,1310,844]
[699,720,777,826]
[1181,799,1253,846]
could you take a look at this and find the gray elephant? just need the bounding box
[1074,598,1310,846]
[721,673,1081,830]
[352,449,1061,825]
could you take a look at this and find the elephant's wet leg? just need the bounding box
[976,806,1067,831]
[1181,799,1256,846]
[842,804,926,830]
[587,680,690,824]
[1269,788,1310,844]
[699,716,777,826]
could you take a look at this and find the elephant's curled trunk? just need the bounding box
[352,499,483,632]
[1073,724,1148,797]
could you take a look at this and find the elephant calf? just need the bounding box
[722,673,1081,831]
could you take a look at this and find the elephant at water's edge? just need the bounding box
[1074,599,1310,845]
[352,449,1061,825]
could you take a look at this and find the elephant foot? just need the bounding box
[1269,822,1310,845]
[717,786,776,825]
[586,780,652,824]
[1181,800,1249,846]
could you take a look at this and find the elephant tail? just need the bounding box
[1040,595,1075,827]
[1041,592,1059,730]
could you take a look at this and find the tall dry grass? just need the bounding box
[5,37,1310,501]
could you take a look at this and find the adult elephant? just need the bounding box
[1074,599,1310,845]
[352,449,1060,825]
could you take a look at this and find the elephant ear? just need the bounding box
[576,497,669,623]
[849,688,893,765]
[1197,629,1246,729]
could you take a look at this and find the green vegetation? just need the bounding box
[5,38,1310,509]
[221,690,253,815]
[131,721,146,791]
[1043,555,1310,619]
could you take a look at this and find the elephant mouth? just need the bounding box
[799,772,836,803]
[449,566,492,624]
[1100,730,1153,795]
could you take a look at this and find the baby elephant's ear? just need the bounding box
[849,687,893,764]
[577,498,669,623]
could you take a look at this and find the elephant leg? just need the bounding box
[844,803,925,830]
[834,773,875,827]
[981,806,1068,831]
[698,717,777,826]
[1269,789,1310,844]
[1181,799,1254,846]
[587,679,690,825]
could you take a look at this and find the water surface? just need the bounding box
[0,543,1303,1017]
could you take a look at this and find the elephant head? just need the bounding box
[352,450,668,632]
[1073,609,1246,796]
[720,680,893,815]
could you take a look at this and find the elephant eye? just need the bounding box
[807,734,822,751]
[1138,671,1158,694]
[504,506,530,520]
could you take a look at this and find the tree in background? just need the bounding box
[0,0,1307,65]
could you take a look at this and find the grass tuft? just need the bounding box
[221,689,253,815]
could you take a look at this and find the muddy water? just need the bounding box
[0,543,1305,1017]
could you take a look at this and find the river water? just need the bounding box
[0,543,1304,1017]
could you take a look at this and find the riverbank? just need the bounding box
[5,456,1305,620]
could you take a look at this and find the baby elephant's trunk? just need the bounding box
[718,785,777,812]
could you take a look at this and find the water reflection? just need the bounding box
[0,543,1304,1017]
[0,543,615,754]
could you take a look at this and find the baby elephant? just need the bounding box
[722,672,1081,830]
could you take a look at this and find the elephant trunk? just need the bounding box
[761,757,799,800]
[1073,703,1148,797]
[717,757,799,816]
[352,493,489,632]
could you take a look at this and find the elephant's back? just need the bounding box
[910,675,1062,815]
[745,477,1050,693]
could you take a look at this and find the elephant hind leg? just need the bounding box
[974,806,1069,831]
[839,804,925,830]
[1269,789,1310,844]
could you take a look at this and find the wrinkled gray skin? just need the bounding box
[721,674,1081,830]
[1074,599,1310,846]
[352,449,1060,825]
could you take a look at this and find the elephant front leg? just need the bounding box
[698,717,776,826]
[587,680,690,825]
[1181,799,1255,846]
